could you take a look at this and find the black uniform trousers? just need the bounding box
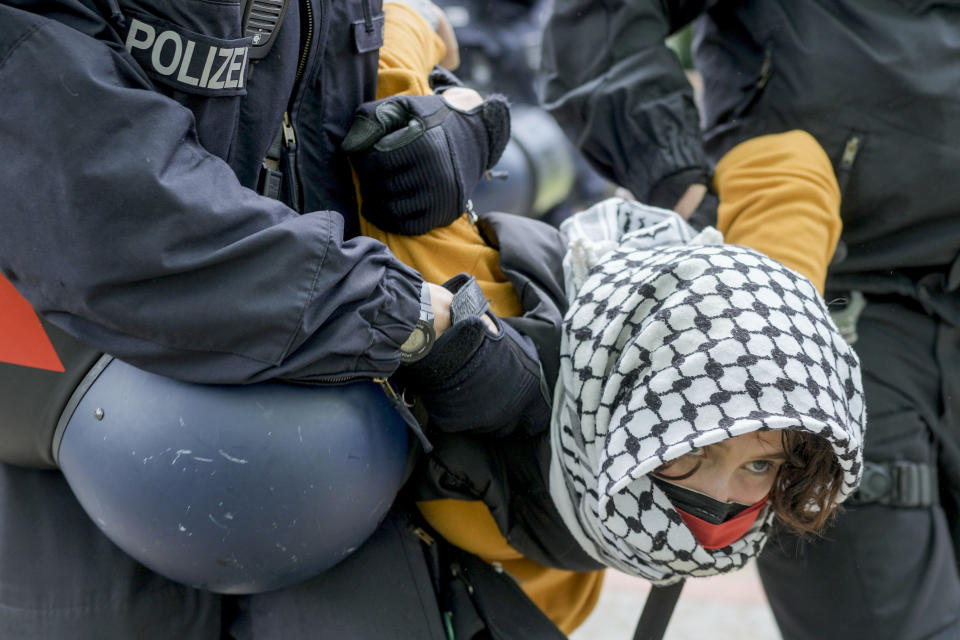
[0,466,450,639]
[0,464,569,639]
[758,297,960,640]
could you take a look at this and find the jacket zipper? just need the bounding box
[294,0,314,87]
[836,134,862,193]
[281,111,300,210]
[375,377,433,452]
[281,0,316,211]
[314,374,432,451]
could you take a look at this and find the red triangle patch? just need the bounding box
[0,274,65,372]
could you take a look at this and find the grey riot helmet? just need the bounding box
[55,357,409,594]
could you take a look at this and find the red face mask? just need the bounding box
[676,497,768,550]
[653,476,770,549]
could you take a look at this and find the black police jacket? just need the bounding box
[0,0,422,466]
[541,0,960,299]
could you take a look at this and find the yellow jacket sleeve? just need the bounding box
[377,2,447,99]
[713,130,842,294]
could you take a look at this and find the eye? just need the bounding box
[745,459,775,474]
[686,446,706,458]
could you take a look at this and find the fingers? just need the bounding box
[341,101,415,152]
[341,115,384,152]
[434,5,460,70]
[374,100,412,131]
[427,282,453,337]
[673,183,708,220]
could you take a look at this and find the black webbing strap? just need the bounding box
[445,275,490,325]
[632,580,684,640]
[846,460,938,507]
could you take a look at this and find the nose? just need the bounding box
[684,467,737,504]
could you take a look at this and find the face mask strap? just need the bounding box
[652,476,750,524]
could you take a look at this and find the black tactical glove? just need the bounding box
[342,93,511,235]
[396,274,550,437]
[427,65,464,93]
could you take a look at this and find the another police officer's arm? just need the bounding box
[0,7,421,385]
[540,0,709,212]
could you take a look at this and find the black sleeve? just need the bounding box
[0,7,422,385]
[539,0,711,208]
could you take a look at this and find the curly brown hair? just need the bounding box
[769,429,844,535]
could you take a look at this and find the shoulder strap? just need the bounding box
[633,580,685,640]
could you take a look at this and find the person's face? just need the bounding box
[657,431,787,505]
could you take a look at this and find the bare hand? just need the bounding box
[433,5,460,70]
[427,283,453,337]
[428,282,499,336]
[673,183,707,220]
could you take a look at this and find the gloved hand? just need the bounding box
[395,274,550,437]
[342,93,511,235]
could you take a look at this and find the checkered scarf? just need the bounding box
[548,199,865,584]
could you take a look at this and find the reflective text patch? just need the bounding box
[124,16,253,96]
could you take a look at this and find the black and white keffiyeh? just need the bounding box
[549,198,865,584]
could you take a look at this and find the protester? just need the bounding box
[348,17,865,628]
[541,2,960,637]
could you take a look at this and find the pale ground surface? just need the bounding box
[569,561,782,640]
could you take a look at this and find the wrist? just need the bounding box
[399,282,437,363]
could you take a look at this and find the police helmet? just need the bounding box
[55,357,409,594]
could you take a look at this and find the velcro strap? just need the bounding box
[256,126,284,199]
[445,274,490,325]
[847,460,937,507]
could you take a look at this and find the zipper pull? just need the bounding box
[412,526,435,546]
[375,377,433,453]
[281,111,301,210]
[282,111,297,149]
[840,135,861,168]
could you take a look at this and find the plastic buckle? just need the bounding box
[893,461,935,508]
[847,461,936,507]
[257,163,283,201]
[848,462,892,505]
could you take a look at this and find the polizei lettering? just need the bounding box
[123,17,252,96]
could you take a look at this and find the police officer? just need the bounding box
[541,2,960,639]
[0,0,546,637]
